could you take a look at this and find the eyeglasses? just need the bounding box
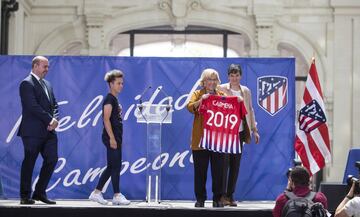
[206,78,218,82]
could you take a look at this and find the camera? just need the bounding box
[346,175,360,195]
[345,161,360,195]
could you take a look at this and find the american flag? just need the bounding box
[294,59,331,175]
[258,76,288,116]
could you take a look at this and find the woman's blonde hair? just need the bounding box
[199,68,221,87]
[104,69,124,83]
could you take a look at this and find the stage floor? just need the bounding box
[0,199,275,217]
[0,199,275,209]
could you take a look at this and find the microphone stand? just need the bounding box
[156,86,172,123]
[138,86,151,122]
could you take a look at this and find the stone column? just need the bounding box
[85,15,106,55]
[251,0,282,56]
[11,1,25,54]
[328,0,360,181]
[83,1,107,55]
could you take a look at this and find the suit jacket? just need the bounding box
[17,74,59,138]
[218,83,257,144]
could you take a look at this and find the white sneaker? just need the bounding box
[89,191,108,205]
[112,193,130,205]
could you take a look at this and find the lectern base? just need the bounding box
[136,201,173,208]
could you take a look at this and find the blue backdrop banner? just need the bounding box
[0,56,295,200]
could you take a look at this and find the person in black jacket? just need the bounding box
[18,56,59,205]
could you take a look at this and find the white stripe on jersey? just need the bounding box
[227,134,232,153]
[232,134,237,154]
[211,131,216,151]
[238,136,242,154]
[216,132,222,152]
[201,128,207,149]
[222,133,227,153]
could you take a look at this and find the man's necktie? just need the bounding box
[39,79,50,101]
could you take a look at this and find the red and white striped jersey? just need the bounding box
[199,95,247,154]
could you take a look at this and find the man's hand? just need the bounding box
[47,119,58,131]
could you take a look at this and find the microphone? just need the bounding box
[157,86,171,112]
[138,86,151,111]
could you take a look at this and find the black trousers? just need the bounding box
[192,150,225,202]
[20,134,58,199]
[96,145,122,194]
[222,153,242,200]
[222,131,245,200]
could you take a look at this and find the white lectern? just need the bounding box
[136,103,172,205]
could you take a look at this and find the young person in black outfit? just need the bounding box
[89,69,130,205]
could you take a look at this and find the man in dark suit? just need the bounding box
[17,56,59,205]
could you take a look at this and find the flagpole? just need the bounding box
[312,51,315,63]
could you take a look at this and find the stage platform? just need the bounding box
[0,199,274,217]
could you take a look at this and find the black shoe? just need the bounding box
[213,200,224,208]
[195,201,204,207]
[32,195,56,204]
[20,198,35,205]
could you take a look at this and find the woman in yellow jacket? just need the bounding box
[187,68,226,208]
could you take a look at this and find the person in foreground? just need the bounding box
[272,166,328,217]
[218,63,260,206]
[187,68,226,208]
[18,56,59,205]
[334,181,360,217]
[89,70,130,206]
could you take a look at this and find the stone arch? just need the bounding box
[274,24,327,86]
[35,20,86,55]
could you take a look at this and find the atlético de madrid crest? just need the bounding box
[257,76,288,116]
